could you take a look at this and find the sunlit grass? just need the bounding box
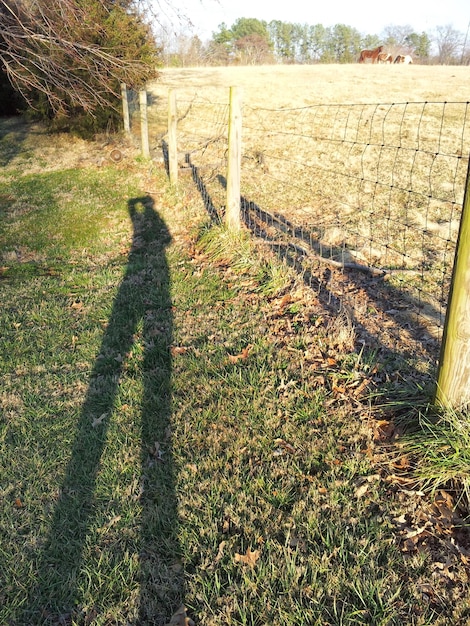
[2,117,470,626]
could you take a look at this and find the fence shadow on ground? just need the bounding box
[186,155,440,395]
[22,197,182,624]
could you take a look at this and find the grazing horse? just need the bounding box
[394,54,413,64]
[358,45,383,63]
[378,52,393,63]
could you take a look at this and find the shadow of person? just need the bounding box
[23,197,182,624]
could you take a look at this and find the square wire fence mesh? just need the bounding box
[143,92,470,372]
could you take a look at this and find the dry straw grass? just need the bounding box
[142,65,470,344]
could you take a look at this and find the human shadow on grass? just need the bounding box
[24,197,182,625]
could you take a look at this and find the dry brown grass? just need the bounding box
[149,64,470,107]
[141,65,470,344]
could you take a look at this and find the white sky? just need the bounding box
[154,0,470,41]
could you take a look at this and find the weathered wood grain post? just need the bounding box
[435,158,470,409]
[121,83,130,134]
[139,90,150,158]
[226,86,242,231]
[168,89,178,186]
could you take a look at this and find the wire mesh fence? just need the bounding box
[130,88,470,372]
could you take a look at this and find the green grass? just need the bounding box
[400,407,470,502]
[1,118,470,625]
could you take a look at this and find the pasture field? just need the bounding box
[143,64,470,348]
[1,67,470,625]
[148,64,470,108]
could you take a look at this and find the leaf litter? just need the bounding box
[171,213,470,623]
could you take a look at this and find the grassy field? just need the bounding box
[1,79,470,626]
[148,64,470,107]
[142,64,470,345]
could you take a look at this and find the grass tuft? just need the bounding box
[401,406,470,503]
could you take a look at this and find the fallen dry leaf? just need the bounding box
[227,345,252,364]
[274,438,296,454]
[97,515,121,534]
[234,547,261,568]
[171,346,189,356]
[165,605,195,626]
[404,524,430,539]
[373,419,395,442]
[92,413,107,428]
[353,377,371,397]
[207,541,226,571]
[149,441,165,461]
[355,483,369,498]
[392,456,410,471]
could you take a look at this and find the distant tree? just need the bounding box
[303,24,328,62]
[268,20,296,61]
[207,17,467,66]
[382,24,415,48]
[211,18,272,64]
[212,22,233,45]
[234,33,273,64]
[229,17,271,41]
[167,34,208,67]
[405,32,431,60]
[433,24,464,64]
[0,0,159,131]
[361,34,382,50]
[206,40,232,65]
[382,25,431,62]
[326,24,362,63]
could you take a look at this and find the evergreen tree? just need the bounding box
[0,0,159,134]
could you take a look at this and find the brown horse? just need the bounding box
[358,45,383,63]
[378,52,393,63]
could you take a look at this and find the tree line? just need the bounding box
[1,4,468,136]
[160,17,470,67]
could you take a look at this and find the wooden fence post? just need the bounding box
[139,90,150,158]
[435,157,470,409]
[168,89,178,186]
[226,86,242,231]
[121,83,130,134]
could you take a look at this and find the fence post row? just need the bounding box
[122,86,470,410]
[435,156,470,410]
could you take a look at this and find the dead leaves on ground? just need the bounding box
[391,489,470,591]
[234,546,261,568]
[227,345,252,364]
[170,345,190,356]
[166,605,195,626]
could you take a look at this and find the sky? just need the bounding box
[154,0,470,41]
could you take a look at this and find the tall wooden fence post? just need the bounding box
[121,83,130,134]
[226,86,242,231]
[435,158,470,409]
[168,89,178,186]
[139,90,150,158]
